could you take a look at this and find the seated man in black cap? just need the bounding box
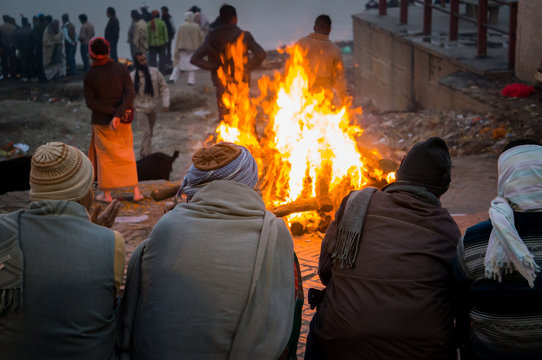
[305,137,461,360]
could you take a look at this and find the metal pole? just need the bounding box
[400,0,409,24]
[508,1,518,68]
[478,0,488,58]
[379,0,387,16]
[423,0,432,35]
[449,0,459,41]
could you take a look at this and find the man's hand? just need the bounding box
[110,116,121,130]
[91,199,122,228]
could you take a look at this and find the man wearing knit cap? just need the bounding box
[455,140,542,359]
[120,142,302,359]
[0,142,124,359]
[305,137,461,359]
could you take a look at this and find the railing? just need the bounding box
[377,0,518,68]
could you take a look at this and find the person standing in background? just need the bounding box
[15,17,33,81]
[190,6,210,37]
[61,14,77,76]
[42,19,65,81]
[170,11,203,86]
[84,37,143,203]
[147,10,168,73]
[32,14,47,82]
[128,10,148,61]
[105,7,119,62]
[78,14,94,72]
[130,51,170,158]
[296,15,347,100]
[0,15,17,80]
[191,4,266,120]
[161,6,175,66]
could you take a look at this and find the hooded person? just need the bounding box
[42,19,66,80]
[0,142,124,359]
[455,141,542,359]
[84,37,143,203]
[120,142,302,359]
[305,137,461,360]
[169,11,204,85]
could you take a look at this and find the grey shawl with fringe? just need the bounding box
[0,210,24,314]
[328,182,441,269]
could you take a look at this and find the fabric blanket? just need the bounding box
[120,180,295,360]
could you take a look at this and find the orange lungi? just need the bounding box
[89,123,138,190]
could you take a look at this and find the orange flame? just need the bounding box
[214,37,394,227]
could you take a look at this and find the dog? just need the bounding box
[136,150,180,181]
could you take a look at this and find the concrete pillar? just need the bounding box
[515,0,542,82]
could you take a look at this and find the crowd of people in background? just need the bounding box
[0,4,211,82]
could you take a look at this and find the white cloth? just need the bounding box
[486,144,542,287]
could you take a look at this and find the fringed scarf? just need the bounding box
[134,63,154,96]
[328,181,441,269]
[0,210,24,314]
[486,145,542,287]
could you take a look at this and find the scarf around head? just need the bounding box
[89,37,113,67]
[486,144,542,287]
[179,143,258,200]
[134,63,154,96]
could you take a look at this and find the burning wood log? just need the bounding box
[271,196,333,218]
[151,183,181,201]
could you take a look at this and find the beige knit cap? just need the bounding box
[29,142,94,201]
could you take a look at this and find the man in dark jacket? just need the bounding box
[105,7,119,62]
[15,17,33,81]
[0,15,17,79]
[306,137,461,360]
[61,14,77,76]
[190,4,265,120]
[32,14,47,81]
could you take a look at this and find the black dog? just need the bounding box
[0,156,32,194]
[136,151,180,181]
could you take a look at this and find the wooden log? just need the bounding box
[151,184,181,201]
[290,222,305,236]
[271,197,333,218]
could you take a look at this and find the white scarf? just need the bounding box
[486,145,542,287]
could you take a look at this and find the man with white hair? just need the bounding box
[120,142,302,359]
[0,142,124,359]
[454,140,542,359]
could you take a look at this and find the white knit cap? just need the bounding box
[29,142,94,201]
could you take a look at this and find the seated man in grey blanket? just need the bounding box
[0,142,123,360]
[120,142,302,360]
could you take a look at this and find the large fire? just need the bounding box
[213,35,395,232]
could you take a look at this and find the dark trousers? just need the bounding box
[65,43,76,75]
[148,45,167,73]
[80,44,90,72]
[110,43,118,62]
[20,51,33,79]
[304,316,327,360]
[1,45,17,78]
